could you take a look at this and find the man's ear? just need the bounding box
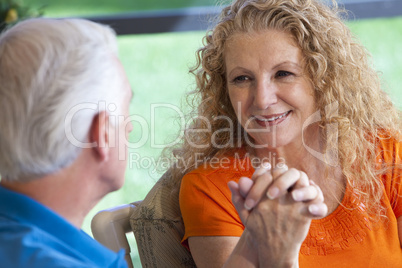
[89,111,110,162]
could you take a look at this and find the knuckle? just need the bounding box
[261,171,273,181]
[255,173,273,190]
[299,173,309,186]
[315,190,324,202]
[252,167,268,179]
[254,200,271,213]
[288,168,299,176]
[300,171,308,181]
[273,179,288,191]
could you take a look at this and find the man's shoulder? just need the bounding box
[0,216,127,268]
[0,214,40,240]
[0,219,73,267]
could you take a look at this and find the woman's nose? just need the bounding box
[253,80,278,109]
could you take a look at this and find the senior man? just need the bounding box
[0,18,132,267]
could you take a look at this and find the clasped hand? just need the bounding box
[228,164,328,264]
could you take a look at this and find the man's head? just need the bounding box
[0,18,132,182]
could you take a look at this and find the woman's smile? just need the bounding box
[252,110,292,127]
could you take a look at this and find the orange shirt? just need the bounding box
[180,136,402,267]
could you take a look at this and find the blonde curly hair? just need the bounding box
[166,0,401,218]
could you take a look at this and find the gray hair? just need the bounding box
[0,18,125,181]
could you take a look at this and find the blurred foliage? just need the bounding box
[28,0,220,17]
[0,0,44,32]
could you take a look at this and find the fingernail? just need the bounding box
[254,168,266,177]
[308,204,319,215]
[261,162,271,170]
[254,163,271,176]
[292,190,304,201]
[244,199,255,211]
[267,187,279,199]
[276,163,288,170]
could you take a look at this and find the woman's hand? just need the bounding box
[228,164,328,267]
[228,164,327,224]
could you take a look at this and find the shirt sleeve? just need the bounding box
[380,135,402,218]
[179,170,244,248]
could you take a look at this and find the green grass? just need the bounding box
[22,1,402,266]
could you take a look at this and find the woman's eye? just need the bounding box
[276,71,292,78]
[233,75,249,83]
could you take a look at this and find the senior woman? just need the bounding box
[172,0,402,267]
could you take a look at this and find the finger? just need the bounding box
[267,167,300,199]
[238,177,254,198]
[298,202,328,219]
[293,171,309,189]
[240,162,271,210]
[297,180,324,204]
[228,181,249,222]
[308,203,328,218]
[308,180,325,203]
[244,171,273,210]
[302,181,327,218]
[228,181,240,204]
[251,162,271,181]
[288,171,309,195]
[291,185,319,202]
[271,163,288,179]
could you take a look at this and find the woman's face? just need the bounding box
[225,29,316,150]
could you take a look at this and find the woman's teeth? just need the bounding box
[255,111,290,122]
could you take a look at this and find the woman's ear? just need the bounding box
[89,111,110,162]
